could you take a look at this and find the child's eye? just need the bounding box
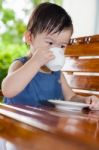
[61,45,65,48]
[46,41,53,46]
[49,42,53,45]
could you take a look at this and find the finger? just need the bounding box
[46,55,55,62]
[85,97,92,104]
[89,100,99,109]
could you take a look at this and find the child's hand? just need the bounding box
[32,47,55,67]
[85,95,99,109]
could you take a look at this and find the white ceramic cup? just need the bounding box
[46,47,65,71]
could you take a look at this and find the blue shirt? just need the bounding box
[4,57,64,107]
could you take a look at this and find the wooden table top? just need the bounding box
[0,103,99,150]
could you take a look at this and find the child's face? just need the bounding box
[30,29,72,53]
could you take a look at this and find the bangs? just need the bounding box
[27,3,73,36]
[43,16,73,34]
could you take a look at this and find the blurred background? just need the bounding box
[0,0,99,89]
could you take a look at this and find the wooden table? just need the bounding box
[0,103,99,150]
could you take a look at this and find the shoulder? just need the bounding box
[8,60,23,74]
[15,56,28,64]
[8,56,28,74]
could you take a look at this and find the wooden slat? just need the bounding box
[89,35,99,43]
[65,43,99,56]
[64,74,99,91]
[69,35,99,45]
[63,58,99,72]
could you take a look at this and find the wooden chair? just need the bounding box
[63,35,99,97]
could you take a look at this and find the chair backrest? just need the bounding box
[62,35,99,96]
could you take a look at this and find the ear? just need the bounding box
[24,31,33,45]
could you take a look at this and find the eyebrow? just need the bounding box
[45,37,68,45]
[45,37,54,41]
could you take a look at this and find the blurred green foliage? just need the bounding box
[0,0,63,87]
[0,0,28,86]
[0,3,26,44]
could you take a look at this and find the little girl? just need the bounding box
[2,2,99,108]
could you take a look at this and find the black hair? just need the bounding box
[27,2,73,36]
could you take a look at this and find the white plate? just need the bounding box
[48,100,90,110]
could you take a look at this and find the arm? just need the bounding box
[2,57,40,98]
[60,72,94,102]
[2,48,55,98]
[60,72,75,101]
[60,72,99,108]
